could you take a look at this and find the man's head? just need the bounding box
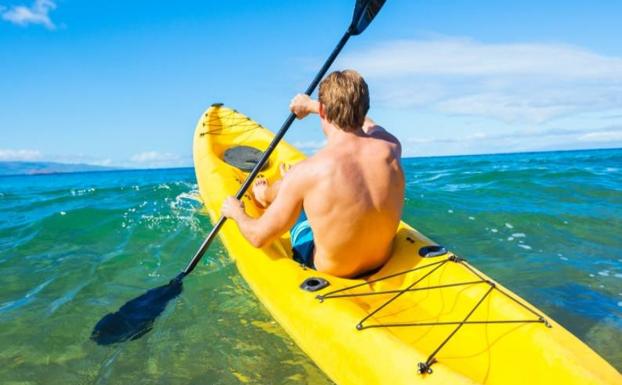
[318,70,369,133]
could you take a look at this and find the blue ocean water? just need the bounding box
[0,148,621,383]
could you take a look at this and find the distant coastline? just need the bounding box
[0,161,119,177]
[1,147,619,177]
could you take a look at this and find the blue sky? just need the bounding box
[1,0,621,168]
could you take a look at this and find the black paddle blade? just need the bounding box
[91,274,184,345]
[349,0,386,36]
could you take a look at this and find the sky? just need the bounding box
[1,0,621,168]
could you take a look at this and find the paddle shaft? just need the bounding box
[182,30,352,276]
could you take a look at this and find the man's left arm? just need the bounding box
[221,170,305,248]
[363,116,402,158]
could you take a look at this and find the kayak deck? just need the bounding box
[193,104,621,385]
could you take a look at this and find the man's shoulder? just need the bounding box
[283,152,337,190]
[367,129,402,159]
[284,157,321,184]
[295,152,335,177]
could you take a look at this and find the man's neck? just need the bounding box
[325,123,365,145]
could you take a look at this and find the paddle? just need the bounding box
[91,0,386,345]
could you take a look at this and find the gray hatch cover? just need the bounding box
[223,146,267,172]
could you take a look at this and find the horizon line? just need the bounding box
[1,146,620,178]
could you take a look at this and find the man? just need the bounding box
[221,70,404,278]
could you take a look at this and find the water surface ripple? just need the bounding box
[0,149,620,384]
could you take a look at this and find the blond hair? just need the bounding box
[318,70,369,132]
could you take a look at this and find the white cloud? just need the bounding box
[129,151,188,168]
[91,158,113,167]
[49,154,114,167]
[577,130,622,143]
[1,0,57,29]
[291,140,326,150]
[0,148,189,169]
[0,148,42,161]
[344,37,622,78]
[340,36,622,123]
[130,151,178,163]
[0,150,117,166]
[403,125,622,157]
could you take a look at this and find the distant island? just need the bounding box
[0,161,119,176]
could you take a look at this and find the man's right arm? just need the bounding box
[289,93,402,157]
[290,94,319,119]
[222,166,306,248]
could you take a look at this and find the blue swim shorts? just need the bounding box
[290,210,315,269]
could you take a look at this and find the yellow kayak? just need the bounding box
[193,104,621,385]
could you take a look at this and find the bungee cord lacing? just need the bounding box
[316,254,551,374]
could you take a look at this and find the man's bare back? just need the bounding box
[221,71,404,278]
[284,121,403,276]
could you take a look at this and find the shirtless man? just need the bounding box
[221,70,404,278]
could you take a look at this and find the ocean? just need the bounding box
[1,148,621,384]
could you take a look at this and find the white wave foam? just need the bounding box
[70,187,95,196]
[462,170,483,175]
[169,191,202,212]
[425,172,451,182]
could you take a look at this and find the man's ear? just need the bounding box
[318,102,326,120]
